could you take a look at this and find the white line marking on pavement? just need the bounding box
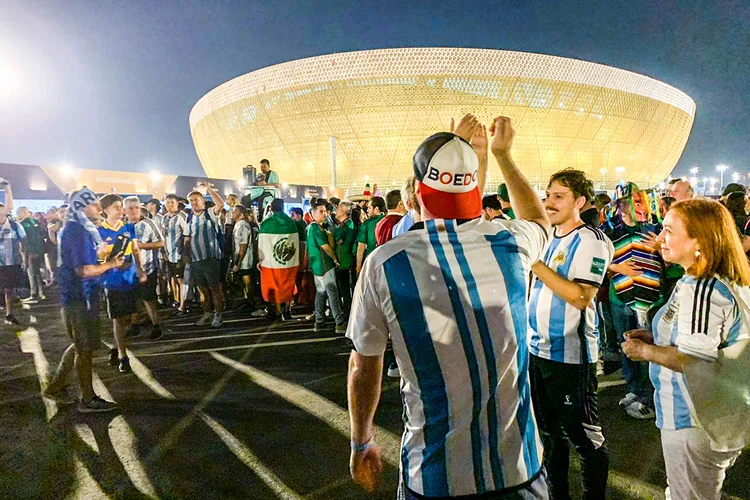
[199,412,304,500]
[303,475,352,499]
[127,327,312,346]
[17,327,57,420]
[167,316,285,327]
[74,424,100,454]
[131,337,340,358]
[116,345,304,498]
[71,456,110,500]
[210,352,401,466]
[91,374,160,500]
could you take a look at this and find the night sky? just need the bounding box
[1,0,748,181]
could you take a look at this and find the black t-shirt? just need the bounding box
[580,207,600,228]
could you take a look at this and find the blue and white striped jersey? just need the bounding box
[347,218,547,497]
[135,217,163,275]
[162,212,188,263]
[186,209,222,262]
[0,219,26,266]
[651,275,748,430]
[528,225,613,364]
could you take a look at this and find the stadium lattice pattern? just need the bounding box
[189,48,695,192]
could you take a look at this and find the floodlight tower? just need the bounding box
[716,164,728,191]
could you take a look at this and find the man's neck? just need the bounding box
[555,216,583,236]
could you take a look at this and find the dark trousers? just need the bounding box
[529,356,609,500]
[335,268,355,317]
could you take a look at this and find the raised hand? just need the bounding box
[470,124,488,162]
[451,114,480,143]
[489,116,515,155]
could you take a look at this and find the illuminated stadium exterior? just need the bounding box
[189,48,695,191]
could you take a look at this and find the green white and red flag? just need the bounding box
[258,212,300,304]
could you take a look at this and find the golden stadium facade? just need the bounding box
[189,48,695,191]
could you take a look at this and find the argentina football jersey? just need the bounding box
[347,217,547,497]
[187,210,222,262]
[528,225,614,364]
[163,212,188,263]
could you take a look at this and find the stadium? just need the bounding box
[189,48,695,192]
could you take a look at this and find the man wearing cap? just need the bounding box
[347,115,551,498]
[498,183,516,219]
[45,188,122,412]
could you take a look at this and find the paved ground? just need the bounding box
[1,289,748,499]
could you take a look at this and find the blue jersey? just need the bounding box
[0,219,26,266]
[58,221,100,306]
[528,225,613,364]
[347,218,547,497]
[98,220,138,291]
[651,275,748,430]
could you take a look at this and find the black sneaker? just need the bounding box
[119,357,131,373]
[77,395,118,413]
[335,322,347,334]
[125,325,141,338]
[282,309,293,321]
[313,322,327,333]
[108,348,119,366]
[149,324,163,340]
[173,308,188,317]
[4,314,20,325]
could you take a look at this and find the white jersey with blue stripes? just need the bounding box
[135,217,163,275]
[162,212,188,263]
[186,209,222,262]
[528,225,613,364]
[651,275,748,430]
[347,217,547,497]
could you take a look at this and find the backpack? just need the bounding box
[187,211,224,252]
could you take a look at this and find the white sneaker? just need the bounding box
[21,297,38,304]
[211,313,223,329]
[251,308,267,317]
[625,401,656,420]
[387,365,401,378]
[619,392,638,407]
[194,312,212,326]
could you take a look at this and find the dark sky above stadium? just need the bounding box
[1,0,747,181]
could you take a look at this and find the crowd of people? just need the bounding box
[1,115,748,499]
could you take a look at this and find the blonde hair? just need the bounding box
[670,198,750,286]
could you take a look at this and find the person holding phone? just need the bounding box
[98,194,147,374]
[45,188,124,412]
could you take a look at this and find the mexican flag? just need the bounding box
[258,211,300,304]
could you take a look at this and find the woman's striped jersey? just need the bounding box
[650,275,748,430]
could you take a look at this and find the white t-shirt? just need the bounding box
[347,217,547,497]
[232,220,254,270]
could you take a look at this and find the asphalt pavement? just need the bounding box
[1,289,748,499]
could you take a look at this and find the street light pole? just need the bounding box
[717,164,728,191]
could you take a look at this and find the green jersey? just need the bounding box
[334,218,356,270]
[307,222,335,276]
[357,214,384,259]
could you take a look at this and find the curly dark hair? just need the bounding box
[547,168,595,202]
